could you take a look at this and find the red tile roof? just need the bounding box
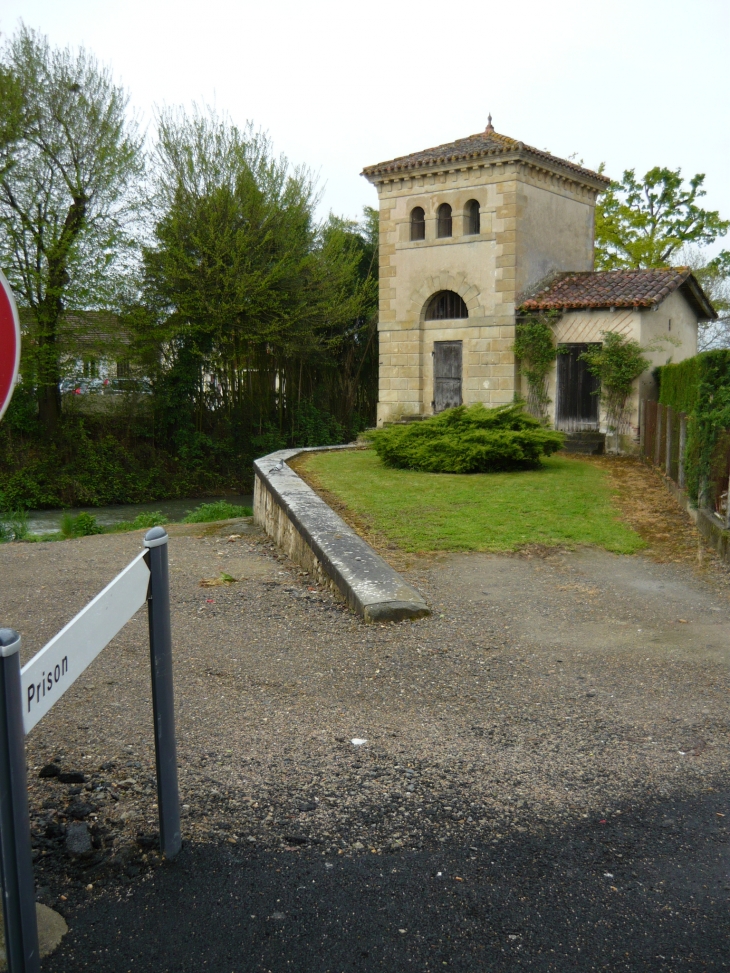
[519,269,717,320]
[362,128,609,188]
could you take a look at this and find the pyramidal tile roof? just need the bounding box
[519,268,717,320]
[362,121,609,188]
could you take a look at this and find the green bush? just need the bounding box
[291,401,345,448]
[111,511,169,533]
[251,424,288,458]
[0,509,30,543]
[182,501,253,523]
[251,402,348,459]
[364,404,565,473]
[0,413,249,511]
[60,511,104,538]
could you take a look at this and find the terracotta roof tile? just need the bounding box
[362,128,609,187]
[519,268,716,320]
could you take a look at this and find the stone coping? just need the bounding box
[253,447,429,623]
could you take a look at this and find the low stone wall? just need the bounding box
[662,476,730,563]
[253,447,429,623]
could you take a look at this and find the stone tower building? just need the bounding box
[361,121,610,426]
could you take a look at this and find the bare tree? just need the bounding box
[673,245,730,351]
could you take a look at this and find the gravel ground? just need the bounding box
[0,461,728,970]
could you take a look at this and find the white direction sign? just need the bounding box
[21,551,150,733]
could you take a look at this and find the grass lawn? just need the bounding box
[299,448,645,554]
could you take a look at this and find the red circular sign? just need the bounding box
[0,270,20,422]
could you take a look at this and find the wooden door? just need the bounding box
[433,341,462,412]
[556,343,600,431]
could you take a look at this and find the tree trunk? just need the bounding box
[34,195,87,435]
[35,298,63,434]
[37,380,61,432]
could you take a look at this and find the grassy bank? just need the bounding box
[0,501,253,544]
[299,448,644,554]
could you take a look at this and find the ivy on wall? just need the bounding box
[513,312,560,421]
[580,333,650,442]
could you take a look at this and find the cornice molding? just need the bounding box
[369,153,606,198]
[363,145,608,194]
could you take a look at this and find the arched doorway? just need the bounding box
[425,292,468,412]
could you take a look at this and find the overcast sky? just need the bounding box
[2,0,729,248]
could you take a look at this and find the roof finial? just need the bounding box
[485,113,494,134]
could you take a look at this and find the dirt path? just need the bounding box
[586,455,715,567]
[0,463,727,970]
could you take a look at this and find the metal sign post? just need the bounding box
[0,631,40,973]
[0,528,181,972]
[144,527,181,858]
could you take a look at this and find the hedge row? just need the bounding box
[657,350,730,503]
[658,350,730,414]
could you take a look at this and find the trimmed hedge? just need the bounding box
[657,355,702,415]
[657,351,730,502]
[364,403,565,473]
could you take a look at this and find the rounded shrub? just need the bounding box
[364,403,565,473]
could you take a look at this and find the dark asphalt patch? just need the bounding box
[42,791,729,972]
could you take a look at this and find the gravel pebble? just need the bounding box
[65,822,91,857]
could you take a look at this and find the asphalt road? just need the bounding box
[43,787,729,973]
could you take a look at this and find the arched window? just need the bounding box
[425,290,469,320]
[410,206,425,241]
[436,203,452,238]
[465,199,480,235]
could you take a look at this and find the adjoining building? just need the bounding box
[17,309,150,410]
[519,268,715,436]
[362,121,716,443]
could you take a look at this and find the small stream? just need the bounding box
[24,494,253,536]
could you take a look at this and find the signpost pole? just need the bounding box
[143,529,181,859]
[0,630,39,973]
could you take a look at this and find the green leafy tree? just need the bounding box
[0,25,144,431]
[595,167,729,270]
[140,108,320,445]
[0,64,23,171]
[308,208,378,427]
[139,108,377,447]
